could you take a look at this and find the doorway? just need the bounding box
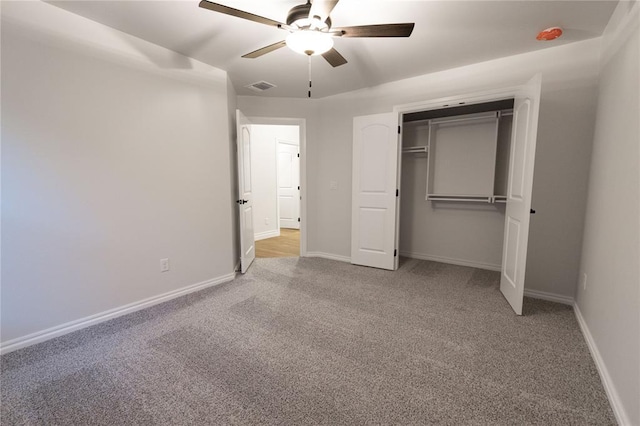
[247,119,306,259]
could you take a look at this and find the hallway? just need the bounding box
[255,229,300,258]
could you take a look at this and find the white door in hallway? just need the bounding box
[277,141,300,229]
[500,74,542,314]
[237,109,255,273]
[351,112,400,271]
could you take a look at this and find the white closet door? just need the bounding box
[500,75,542,314]
[237,110,255,273]
[278,141,300,229]
[351,112,400,270]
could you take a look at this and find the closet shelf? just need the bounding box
[402,145,428,154]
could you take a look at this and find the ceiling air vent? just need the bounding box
[246,81,276,92]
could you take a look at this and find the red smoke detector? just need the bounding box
[537,27,563,41]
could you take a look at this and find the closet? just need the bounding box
[351,74,542,314]
[399,100,514,271]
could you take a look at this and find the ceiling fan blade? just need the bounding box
[309,0,340,22]
[334,23,415,37]
[242,40,287,59]
[199,1,284,28]
[322,48,348,67]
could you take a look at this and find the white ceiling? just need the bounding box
[49,0,617,98]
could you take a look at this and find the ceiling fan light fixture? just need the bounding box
[286,30,334,56]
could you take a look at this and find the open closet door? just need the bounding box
[351,112,400,270]
[500,74,542,314]
[237,109,255,273]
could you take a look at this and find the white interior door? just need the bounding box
[237,110,255,273]
[351,112,400,270]
[277,141,300,229]
[500,74,542,314]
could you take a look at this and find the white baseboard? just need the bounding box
[305,251,351,263]
[574,303,630,426]
[0,272,236,355]
[254,229,280,241]
[523,289,574,306]
[399,251,501,271]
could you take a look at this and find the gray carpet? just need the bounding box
[1,257,615,425]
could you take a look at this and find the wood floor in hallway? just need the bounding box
[255,228,300,258]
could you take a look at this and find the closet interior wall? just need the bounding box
[399,102,514,271]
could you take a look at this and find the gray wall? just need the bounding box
[576,2,640,424]
[1,3,235,343]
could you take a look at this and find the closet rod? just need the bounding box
[422,109,514,126]
[429,113,497,126]
[402,146,428,154]
[427,195,493,203]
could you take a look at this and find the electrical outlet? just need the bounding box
[160,258,170,273]
[265,217,269,225]
[329,181,338,190]
[582,272,587,290]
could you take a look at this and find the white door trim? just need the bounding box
[246,117,307,256]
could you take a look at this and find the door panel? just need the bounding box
[358,207,387,251]
[500,75,542,314]
[277,141,300,229]
[237,110,255,273]
[509,100,530,200]
[360,128,390,192]
[242,130,252,193]
[503,217,520,286]
[351,113,400,270]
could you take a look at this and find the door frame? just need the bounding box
[246,117,308,257]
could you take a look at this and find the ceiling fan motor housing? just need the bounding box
[287,2,331,29]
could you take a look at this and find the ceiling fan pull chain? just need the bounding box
[308,54,312,98]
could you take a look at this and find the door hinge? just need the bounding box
[396,189,399,197]
[298,217,300,222]
[297,153,300,158]
[398,126,401,134]
[394,249,397,257]
[298,186,300,190]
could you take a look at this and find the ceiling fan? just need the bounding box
[198,0,415,67]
